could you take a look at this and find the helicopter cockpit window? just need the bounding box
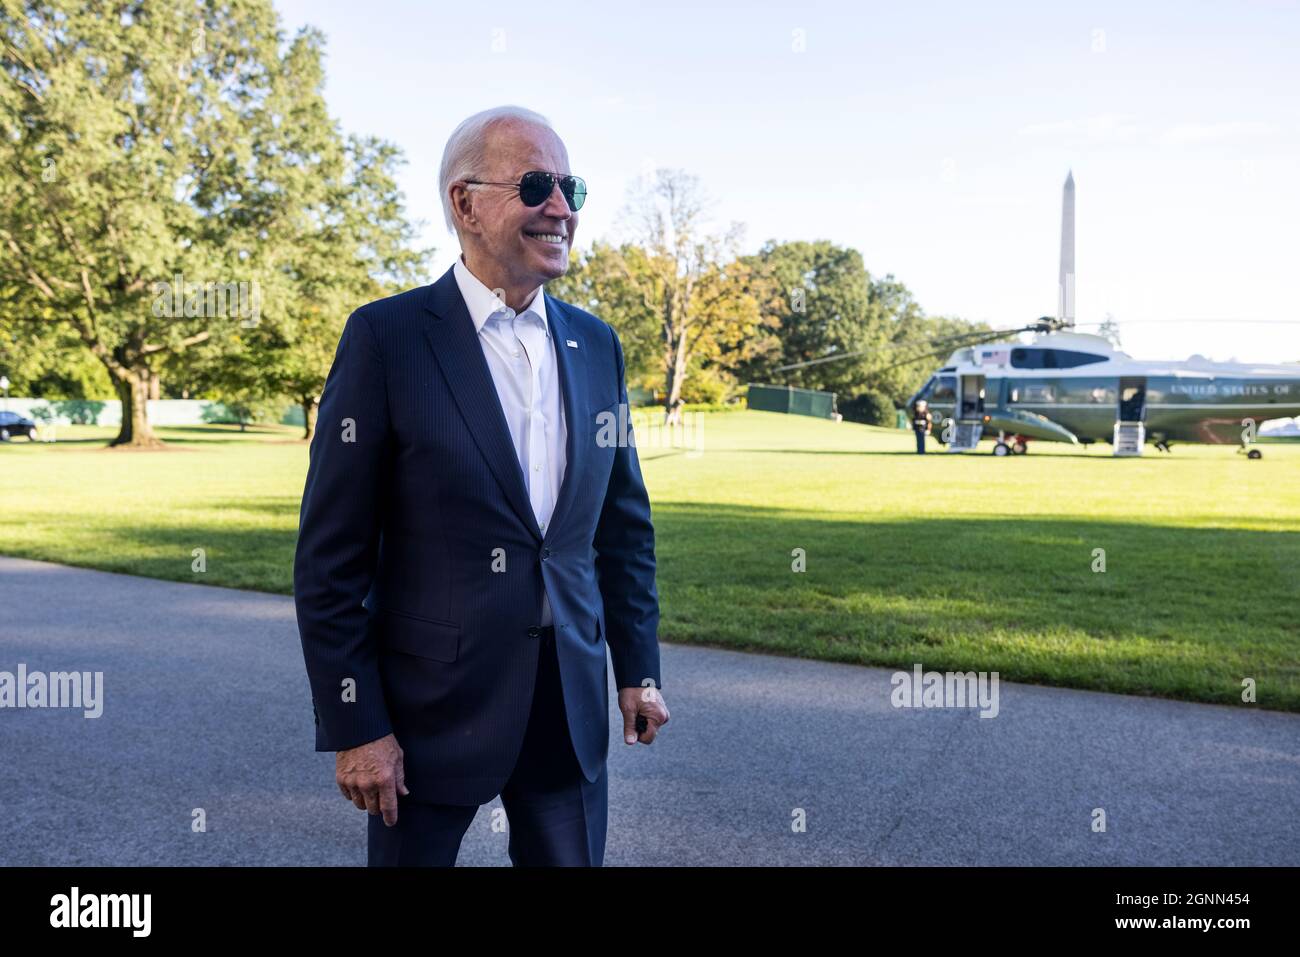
[927,376,957,403]
[1055,350,1107,368]
[1011,348,1106,369]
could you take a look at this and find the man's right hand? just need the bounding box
[336,733,409,826]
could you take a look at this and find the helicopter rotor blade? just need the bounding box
[1074,318,1300,325]
[772,320,1057,374]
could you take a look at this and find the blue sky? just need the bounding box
[273,0,1300,361]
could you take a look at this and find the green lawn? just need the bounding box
[3,412,1298,710]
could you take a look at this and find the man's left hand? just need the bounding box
[618,686,670,745]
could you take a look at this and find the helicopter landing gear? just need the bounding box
[993,434,1028,456]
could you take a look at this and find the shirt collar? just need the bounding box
[453,254,549,337]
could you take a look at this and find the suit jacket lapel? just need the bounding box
[544,294,588,543]
[421,266,542,542]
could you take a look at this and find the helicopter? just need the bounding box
[779,172,1300,457]
[907,322,1300,457]
[907,173,1300,457]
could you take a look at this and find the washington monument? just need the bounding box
[1058,170,1075,326]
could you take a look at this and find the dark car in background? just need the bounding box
[0,410,39,441]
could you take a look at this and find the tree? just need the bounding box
[732,244,991,408]
[168,134,428,440]
[547,239,660,390]
[733,239,882,397]
[0,1,415,446]
[866,278,981,406]
[0,308,113,398]
[611,169,763,423]
[276,135,427,440]
[838,389,897,427]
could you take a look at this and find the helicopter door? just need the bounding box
[1119,377,1147,422]
[959,374,986,420]
[986,378,1006,411]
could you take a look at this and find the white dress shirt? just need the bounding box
[453,254,567,626]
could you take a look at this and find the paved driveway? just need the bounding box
[1,555,1296,865]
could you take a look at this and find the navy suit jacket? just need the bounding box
[293,264,662,806]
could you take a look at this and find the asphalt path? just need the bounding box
[2,555,1296,865]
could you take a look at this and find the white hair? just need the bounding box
[439,105,554,236]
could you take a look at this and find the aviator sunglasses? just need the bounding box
[463,170,587,211]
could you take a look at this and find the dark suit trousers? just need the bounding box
[367,626,608,866]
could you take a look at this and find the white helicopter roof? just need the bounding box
[1029,331,1127,355]
[942,329,1298,378]
[942,331,1119,369]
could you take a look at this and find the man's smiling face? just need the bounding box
[460,120,577,299]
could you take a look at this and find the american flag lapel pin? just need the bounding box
[566,339,578,349]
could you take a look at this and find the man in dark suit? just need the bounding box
[293,105,669,866]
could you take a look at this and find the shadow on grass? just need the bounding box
[0,436,109,447]
[8,424,301,448]
[647,502,1300,710]
[722,446,1126,457]
[724,448,931,456]
[5,500,1296,709]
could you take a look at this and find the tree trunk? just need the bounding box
[662,329,689,426]
[111,368,164,448]
[663,386,684,426]
[302,395,319,441]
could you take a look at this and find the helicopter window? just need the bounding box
[1055,350,1107,368]
[1010,382,1056,403]
[929,376,957,402]
[1010,349,1038,368]
[1011,348,1106,369]
[1058,378,1116,403]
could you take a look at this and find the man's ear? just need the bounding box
[450,184,479,235]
